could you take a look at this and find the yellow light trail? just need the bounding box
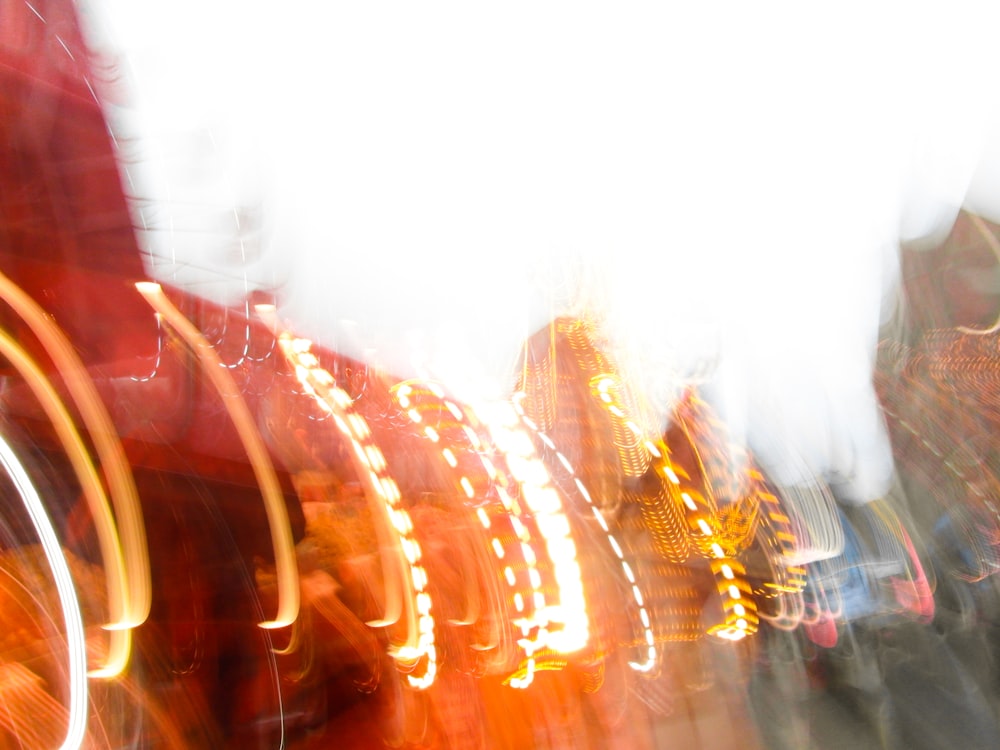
[0,271,151,629]
[261,317,436,689]
[0,329,131,677]
[0,433,89,750]
[136,282,299,630]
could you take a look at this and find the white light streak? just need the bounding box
[0,434,89,750]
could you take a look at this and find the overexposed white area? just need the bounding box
[78,1,1000,503]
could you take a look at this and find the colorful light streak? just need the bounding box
[136,282,299,630]
[655,441,760,641]
[751,471,808,600]
[706,556,760,641]
[590,376,692,564]
[390,384,504,632]
[746,425,844,565]
[0,433,88,750]
[458,394,578,689]
[0,329,131,677]
[0,270,151,630]
[672,392,761,556]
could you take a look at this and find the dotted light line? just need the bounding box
[515,406,658,673]
[0,432,89,750]
[503,394,590,657]
[274,335,436,689]
[394,381,548,688]
[592,376,692,563]
[752,471,808,594]
[590,375,652,478]
[751,476,808,631]
[650,438,759,640]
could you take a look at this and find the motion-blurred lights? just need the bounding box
[0,434,89,750]
[0,270,151,630]
[0,330,132,677]
[137,282,300,631]
[273,333,438,689]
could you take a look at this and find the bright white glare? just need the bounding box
[81,1,1000,503]
[0,434,89,750]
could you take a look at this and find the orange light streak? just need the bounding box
[593,381,761,640]
[593,379,693,563]
[137,283,299,630]
[751,469,808,629]
[0,329,131,677]
[0,271,151,629]
[653,439,760,640]
[590,375,652,478]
